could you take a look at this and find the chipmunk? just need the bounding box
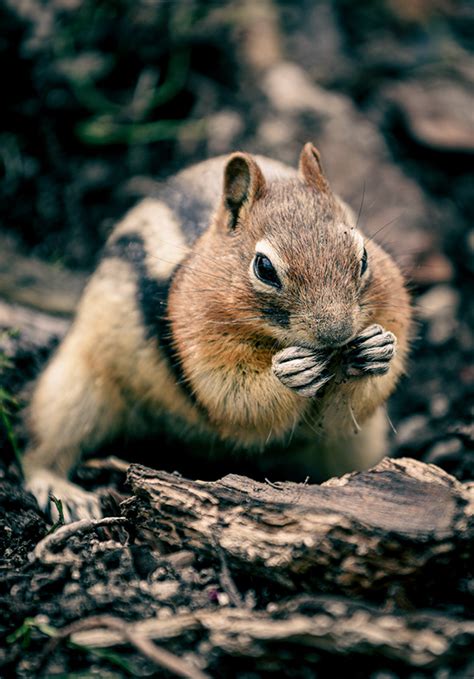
[23,143,412,520]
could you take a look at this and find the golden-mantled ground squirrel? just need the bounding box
[23,143,412,520]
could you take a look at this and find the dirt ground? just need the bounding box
[0,0,473,676]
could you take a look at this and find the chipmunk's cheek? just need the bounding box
[260,306,290,329]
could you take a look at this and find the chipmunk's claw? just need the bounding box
[272,346,332,397]
[344,324,396,377]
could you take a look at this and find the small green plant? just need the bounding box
[7,617,136,674]
[47,495,66,534]
[0,331,21,464]
[6,617,59,648]
[0,387,20,459]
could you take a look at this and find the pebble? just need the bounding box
[396,414,428,447]
[418,285,459,345]
[425,439,462,465]
[385,79,474,153]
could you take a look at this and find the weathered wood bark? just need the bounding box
[124,458,474,597]
[116,458,474,673]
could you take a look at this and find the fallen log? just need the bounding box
[124,458,474,599]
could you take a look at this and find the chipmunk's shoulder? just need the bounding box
[103,153,298,270]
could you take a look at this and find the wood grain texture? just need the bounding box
[124,457,474,595]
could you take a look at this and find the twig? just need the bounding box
[264,477,283,490]
[40,615,210,679]
[158,550,195,569]
[31,517,129,563]
[83,455,131,473]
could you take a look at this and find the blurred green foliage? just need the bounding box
[49,0,213,145]
[0,332,20,464]
[0,0,239,264]
[7,616,137,675]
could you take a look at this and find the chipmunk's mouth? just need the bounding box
[278,314,361,353]
[290,330,360,354]
[314,327,354,349]
[281,331,352,351]
[320,333,359,349]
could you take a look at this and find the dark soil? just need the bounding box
[0,0,473,676]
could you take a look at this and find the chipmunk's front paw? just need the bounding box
[272,346,332,397]
[343,324,396,377]
[26,470,103,523]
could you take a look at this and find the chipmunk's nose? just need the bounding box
[316,317,353,348]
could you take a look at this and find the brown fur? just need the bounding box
[23,144,412,520]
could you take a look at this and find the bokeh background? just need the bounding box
[1,0,472,267]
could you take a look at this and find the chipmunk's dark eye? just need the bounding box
[253,253,281,288]
[360,247,368,276]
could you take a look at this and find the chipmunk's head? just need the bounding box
[212,143,375,350]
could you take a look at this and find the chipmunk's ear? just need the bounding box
[299,142,331,194]
[222,152,266,229]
